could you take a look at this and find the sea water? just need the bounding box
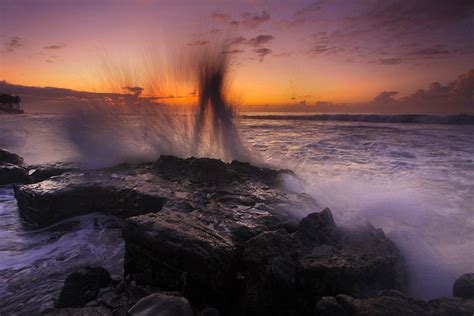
[0,113,473,313]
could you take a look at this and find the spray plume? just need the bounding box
[62,40,251,168]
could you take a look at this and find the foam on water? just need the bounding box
[240,117,474,299]
[0,186,124,314]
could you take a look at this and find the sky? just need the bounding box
[0,0,473,111]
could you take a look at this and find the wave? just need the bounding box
[241,113,474,125]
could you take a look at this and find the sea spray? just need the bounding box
[62,41,251,168]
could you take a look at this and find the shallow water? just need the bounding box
[0,113,473,313]
[0,187,124,315]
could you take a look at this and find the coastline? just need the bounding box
[1,149,473,315]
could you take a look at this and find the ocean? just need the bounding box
[1,113,473,314]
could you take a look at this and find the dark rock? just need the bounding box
[329,293,474,316]
[315,296,348,316]
[189,158,236,184]
[14,177,166,227]
[242,229,300,314]
[42,306,113,316]
[200,307,220,316]
[28,163,77,183]
[57,267,112,308]
[0,163,30,185]
[128,293,195,316]
[378,289,407,298]
[454,273,474,299]
[0,149,23,165]
[14,156,408,315]
[123,209,238,309]
[294,207,339,246]
[297,220,405,298]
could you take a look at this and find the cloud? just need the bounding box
[43,44,66,50]
[254,47,272,62]
[246,35,274,47]
[240,10,271,28]
[222,49,244,54]
[213,10,271,29]
[411,48,450,56]
[230,34,274,47]
[377,58,404,65]
[310,69,474,114]
[303,0,474,66]
[211,11,229,21]
[2,36,22,53]
[187,40,209,47]
[291,0,326,25]
[123,86,144,97]
[228,34,274,60]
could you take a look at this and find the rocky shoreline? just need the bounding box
[1,149,473,315]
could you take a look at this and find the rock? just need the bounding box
[241,229,300,314]
[0,163,30,185]
[14,174,167,227]
[0,149,23,165]
[42,306,113,316]
[200,307,220,316]
[57,267,112,308]
[128,293,195,316]
[294,207,339,246]
[123,209,238,309]
[297,220,405,299]
[28,163,77,183]
[324,293,474,316]
[13,156,407,314]
[453,273,474,299]
[315,296,348,316]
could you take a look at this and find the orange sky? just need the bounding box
[1,0,473,106]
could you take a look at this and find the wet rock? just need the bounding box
[324,293,474,316]
[128,293,194,316]
[294,207,339,246]
[0,163,30,185]
[298,220,405,298]
[241,229,300,314]
[28,163,77,183]
[200,307,220,316]
[123,209,238,309]
[14,155,407,314]
[42,306,113,316]
[14,175,167,227]
[315,296,348,316]
[0,148,23,165]
[57,267,112,308]
[453,273,474,299]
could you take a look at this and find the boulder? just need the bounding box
[293,207,340,246]
[14,172,167,227]
[57,267,112,308]
[123,210,238,309]
[0,163,30,185]
[28,162,77,183]
[453,273,474,299]
[315,293,474,316]
[128,293,195,316]
[298,221,405,299]
[0,148,23,165]
[241,229,300,314]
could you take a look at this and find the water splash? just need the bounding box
[62,41,250,168]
